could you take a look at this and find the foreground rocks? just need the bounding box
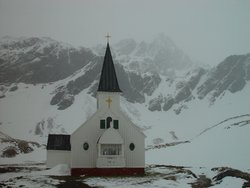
[212,167,250,188]
[0,164,250,187]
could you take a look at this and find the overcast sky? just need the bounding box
[0,0,250,65]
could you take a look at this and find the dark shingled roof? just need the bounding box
[47,134,71,151]
[97,43,122,92]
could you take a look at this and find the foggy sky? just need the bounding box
[0,0,250,65]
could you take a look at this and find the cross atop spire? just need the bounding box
[105,33,111,43]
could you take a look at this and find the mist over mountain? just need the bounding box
[95,34,193,74]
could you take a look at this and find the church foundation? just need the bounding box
[71,168,145,176]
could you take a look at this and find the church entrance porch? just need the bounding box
[96,129,126,168]
[97,143,125,167]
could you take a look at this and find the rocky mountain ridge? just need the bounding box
[1,36,249,114]
[0,36,98,84]
[148,53,250,113]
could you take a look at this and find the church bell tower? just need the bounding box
[97,38,122,111]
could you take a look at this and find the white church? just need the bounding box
[46,40,145,176]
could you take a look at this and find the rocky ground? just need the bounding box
[1,163,250,188]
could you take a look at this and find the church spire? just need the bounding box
[97,41,122,92]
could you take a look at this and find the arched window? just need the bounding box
[100,118,119,129]
[106,117,112,128]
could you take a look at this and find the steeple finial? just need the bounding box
[105,33,111,43]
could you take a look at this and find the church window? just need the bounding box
[113,120,119,129]
[106,117,112,129]
[100,117,119,129]
[100,120,105,129]
[101,144,121,155]
[83,142,89,150]
[129,143,135,151]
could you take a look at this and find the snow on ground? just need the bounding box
[36,164,70,176]
[210,177,246,188]
[0,146,45,165]
[85,176,190,188]
[146,122,250,171]
[0,173,62,188]
[1,164,249,188]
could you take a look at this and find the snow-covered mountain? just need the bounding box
[0,36,98,84]
[0,35,250,185]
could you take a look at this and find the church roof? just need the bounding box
[46,134,71,151]
[97,43,122,92]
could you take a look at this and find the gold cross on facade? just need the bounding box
[106,96,112,108]
[105,33,111,43]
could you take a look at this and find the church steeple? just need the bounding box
[97,42,122,92]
